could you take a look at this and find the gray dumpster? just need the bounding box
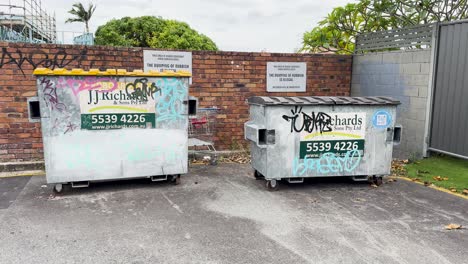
[33,68,191,192]
[244,96,401,190]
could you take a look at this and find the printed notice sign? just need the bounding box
[78,79,157,130]
[143,50,192,77]
[298,112,367,159]
[267,62,306,92]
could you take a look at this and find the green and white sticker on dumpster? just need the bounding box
[298,112,366,159]
[79,79,157,130]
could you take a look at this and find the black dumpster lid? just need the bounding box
[247,96,400,106]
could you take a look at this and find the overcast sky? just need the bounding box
[41,0,353,52]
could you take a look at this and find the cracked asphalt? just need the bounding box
[0,163,467,264]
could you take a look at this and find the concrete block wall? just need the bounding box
[352,50,432,159]
[0,42,352,163]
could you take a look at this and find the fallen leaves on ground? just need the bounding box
[370,184,378,188]
[190,159,208,165]
[445,224,463,230]
[391,160,407,176]
[218,153,251,164]
[433,176,449,181]
[450,188,457,192]
[463,189,468,196]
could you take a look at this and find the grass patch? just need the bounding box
[405,155,468,193]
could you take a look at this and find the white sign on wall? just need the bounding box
[143,50,192,75]
[267,62,307,92]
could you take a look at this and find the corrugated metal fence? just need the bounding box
[355,20,468,159]
[429,21,468,159]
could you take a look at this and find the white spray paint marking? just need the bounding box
[204,181,310,262]
[162,193,183,214]
[400,193,467,221]
[47,192,115,214]
[205,179,458,264]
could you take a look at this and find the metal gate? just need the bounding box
[429,20,468,159]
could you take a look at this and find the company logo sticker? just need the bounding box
[372,110,392,129]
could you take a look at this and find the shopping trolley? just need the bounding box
[188,107,220,165]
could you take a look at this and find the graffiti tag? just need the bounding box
[292,150,362,176]
[282,106,332,134]
[57,77,118,96]
[0,47,112,75]
[64,122,78,134]
[40,77,66,112]
[125,78,161,102]
[64,145,181,169]
[155,78,187,124]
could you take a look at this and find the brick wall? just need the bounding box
[191,51,352,150]
[0,42,352,163]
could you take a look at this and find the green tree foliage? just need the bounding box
[94,16,218,50]
[66,2,96,33]
[301,0,468,54]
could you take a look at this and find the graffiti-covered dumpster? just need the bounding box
[33,68,191,192]
[244,96,401,191]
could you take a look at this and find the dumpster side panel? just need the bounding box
[37,75,189,184]
[264,104,397,179]
[244,104,267,176]
[264,106,300,180]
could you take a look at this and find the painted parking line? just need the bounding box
[0,176,31,209]
[0,171,44,178]
[394,176,468,200]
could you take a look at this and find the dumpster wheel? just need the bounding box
[210,158,218,166]
[170,174,181,185]
[254,170,264,180]
[266,180,279,191]
[53,183,63,193]
[372,176,383,186]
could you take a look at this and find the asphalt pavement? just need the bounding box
[0,163,467,264]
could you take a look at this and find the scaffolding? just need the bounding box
[0,0,56,43]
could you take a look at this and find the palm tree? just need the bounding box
[65,3,96,33]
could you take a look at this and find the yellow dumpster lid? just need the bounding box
[32,68,191,77]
